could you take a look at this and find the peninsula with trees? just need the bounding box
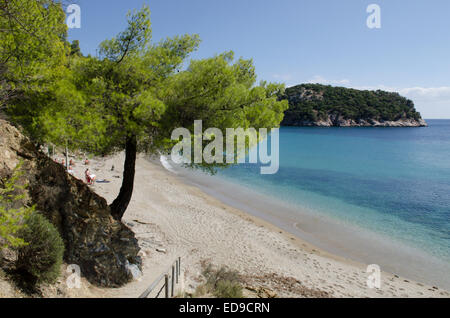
[281,84,427,127]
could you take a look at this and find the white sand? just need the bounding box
[68,153,450,298]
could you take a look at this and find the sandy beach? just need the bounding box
[68,153,449,298]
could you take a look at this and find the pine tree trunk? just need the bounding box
[110,135,137,221]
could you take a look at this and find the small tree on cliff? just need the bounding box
[68,6,288,221]
[0,162,34,250]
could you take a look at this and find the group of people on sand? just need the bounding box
[54,157,96,185]
[54,158,76,175]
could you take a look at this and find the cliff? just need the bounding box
[281,84,427,127]
[0,119,141,287]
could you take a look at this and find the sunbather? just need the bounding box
[85,169,96,185]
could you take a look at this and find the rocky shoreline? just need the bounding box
[282,115,428,127]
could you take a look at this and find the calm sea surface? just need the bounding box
[216,120,450,263]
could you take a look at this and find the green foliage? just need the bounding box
[0,161,33,250]
[16,212,64,284]
[99,5,152,63]
[0,0,68,108]
[70,40,82,57]
[282,84,422,123]
[161,53,287,132]
[157,53,288,172]
[64,6,203,157]
[10,68,90,146]
[3,4,289,218]
[3,2,288,161]
[214,280,244,298]
[70,6,288,165]
[1,0,75,149]
[196,264,244,298]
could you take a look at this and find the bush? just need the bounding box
[16,212,64,284]
[196,264,243,298]
[0,161,33,250]
[214,280,243,298]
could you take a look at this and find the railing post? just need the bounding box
[165,274,169,298]
[171,265,175,297]
[176,260,179,284]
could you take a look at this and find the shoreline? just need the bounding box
[69,153,449,298]
[173,164,450,291]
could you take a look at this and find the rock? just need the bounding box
[244,286,258,293]
[247,286,278,298]
[156,248,167,254]
[126,261,143,281]
[0,119,141,287]
[283,114,427,127]
[262,287,277,298]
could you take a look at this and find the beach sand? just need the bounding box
[68,153,450,298]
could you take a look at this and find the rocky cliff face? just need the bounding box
[283,113,428,127]
[0,119,141,287]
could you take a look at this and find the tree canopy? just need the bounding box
[0,0,68,110]
[2,3,288,220]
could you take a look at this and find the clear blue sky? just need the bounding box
[67,0,450,118]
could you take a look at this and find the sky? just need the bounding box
[67,0,450,119]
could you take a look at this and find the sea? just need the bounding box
[168,119,450,288]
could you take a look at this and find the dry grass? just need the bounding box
[194,263,244,298]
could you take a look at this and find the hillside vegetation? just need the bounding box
[281,84,426,127]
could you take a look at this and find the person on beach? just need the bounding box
[84,158,90,165]
[70,159,75,166]
[68,165,74,175]
[85,169,96,185]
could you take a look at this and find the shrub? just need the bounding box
[214,280,243,298]
[0,161,33,250]
[16,212,64,284]
[195,264,243,298]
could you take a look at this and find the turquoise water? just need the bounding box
[216,120,450,263]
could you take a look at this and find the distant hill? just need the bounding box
[280,84,427,127]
